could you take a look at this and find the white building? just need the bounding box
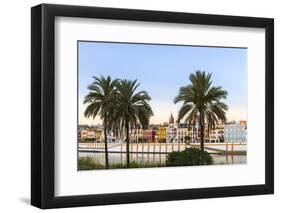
[188,125,199,143]
[224,122,247,143]
[209,124,224,143]
[100,130,116,143]
[176,123,189,143]
[166,113,177,143]
[129,128,144,143]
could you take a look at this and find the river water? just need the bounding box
[79,152,246,166]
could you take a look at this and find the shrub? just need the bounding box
[166,148,214,166]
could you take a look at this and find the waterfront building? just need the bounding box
[176,123,189,143]
[156,125,167,143]
[188,125,199,143]
[107,131,116,142]
[99,130,116,143]
[167,123,177,143]
[239,120,247,127]
[208,124,224,143]
[166,113,177,143]
[80,129,88,142]
[224,122,247,143]
[80,129,95,142]
[94,129,102,142]
[191,123,210,143]
[143,129,155,143]
[130,128,144,143]
[198,124,210,142]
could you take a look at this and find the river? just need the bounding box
[79,151,246,166]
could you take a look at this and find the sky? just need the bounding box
[78,41,247,126]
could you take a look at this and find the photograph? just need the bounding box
[78,41,247,170]
[30,3,274,209]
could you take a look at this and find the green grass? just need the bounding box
[78,157,105,170]
[78,157,165,170]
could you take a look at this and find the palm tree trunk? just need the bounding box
[126,121,130,167]
[104,116,109,169]
[199,111,205,164]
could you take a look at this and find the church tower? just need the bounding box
[169,113,174,124]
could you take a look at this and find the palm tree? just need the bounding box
[112,79,153,167]
[83,76,118,169]
[174,71,228,163]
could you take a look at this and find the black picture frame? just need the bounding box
[31,3,274,209]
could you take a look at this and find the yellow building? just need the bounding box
[156,126,167,143]
[80,129,95,142]
[239,120,247,126]
[80,129,88,142]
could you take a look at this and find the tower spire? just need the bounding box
[169,113,174,124]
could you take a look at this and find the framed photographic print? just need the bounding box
[31,3,274,209]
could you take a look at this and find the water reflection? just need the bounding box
[79,152,246,166]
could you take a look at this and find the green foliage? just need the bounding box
[78,157,165,170]
[166,148,214,166]
[110,161,164,169]
[108,79,154,166]
[83,76,118,120]
[78,157,105,170]
[174,71,228,126]
[84,76,154,167]
[174,71,228,145]
[110,79,154,130]
[83,76,118,169]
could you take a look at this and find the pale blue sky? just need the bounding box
[78,41,247,125]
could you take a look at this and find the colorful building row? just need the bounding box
[79,116,247,144]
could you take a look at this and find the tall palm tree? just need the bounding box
[111,79,153,167]
[83,76,118,169]
[174,71,228,163]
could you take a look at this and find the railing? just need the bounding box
[79,142,246,164]
[78,142,246,154]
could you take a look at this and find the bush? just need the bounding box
[166,148,214,166]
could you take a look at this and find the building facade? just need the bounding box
[167,124,177,143]
[80,129,95,142]
[130,128,144,143]
[176,123,189,143]
[166,113,177,143]
[224,122,247,143]
[208,124,224,143]
[143,129,155,143]
[188,125,199,143]
[156,125,167,143]
[94,129,102,142]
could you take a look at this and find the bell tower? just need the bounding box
[169,113,174,124]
